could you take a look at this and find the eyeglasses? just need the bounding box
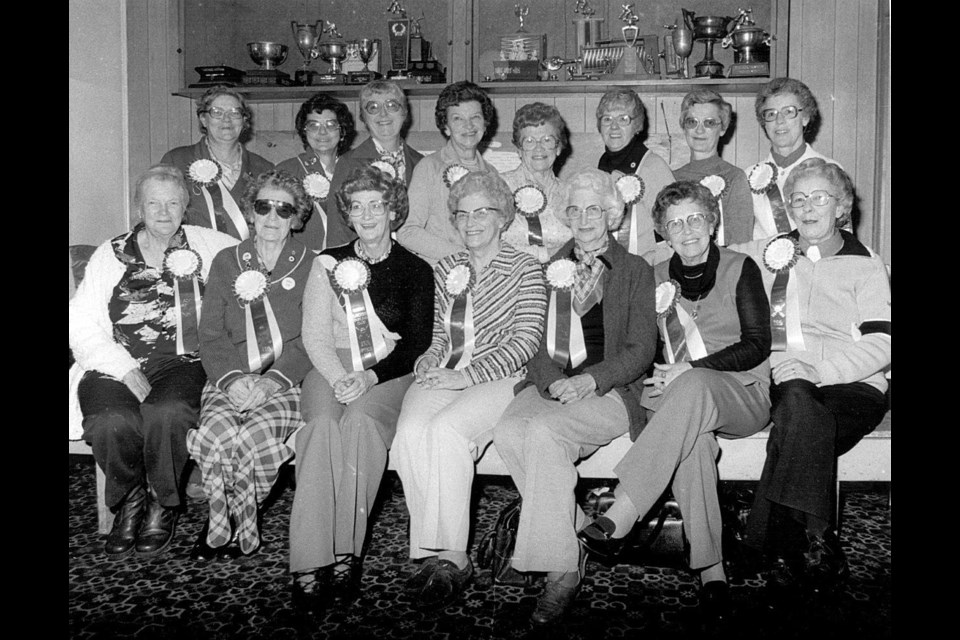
[304,120,341,133]
[348,200,388,218]
[663,212,708,235]
[453,207,500,224]
[787,190,838,209]
[253,199,297,219]
[561,205,608,220]
[599,113,638,128]
[205,106,244,121]
[363,99,403,115]
[761,105,804,122]
[520,135,559,150]
[682,117,722,130]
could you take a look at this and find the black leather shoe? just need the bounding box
[292,566,333,611]
[417,559,473,611]
[577,517,628,559]
[190,521,220,561]
[331,556,363,603]
[531,547,586,625]
[699,580,731,622]
[135,491,179,557]
[404,557,439,594]
[767,554,804,590]
[104,485,147,558]
[804,530,849,586]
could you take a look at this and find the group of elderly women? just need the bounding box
[69,74,889,625]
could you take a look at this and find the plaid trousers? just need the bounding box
[187,380,303,554]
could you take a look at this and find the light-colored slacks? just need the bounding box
[494,385,630,573]
[392,375,522,559]
[614,368,770,570]
[289,369,413,573]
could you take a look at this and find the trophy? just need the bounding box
[721,8,773,77]
[245,42,291,85]
[386,0,411,78]
[316,21,346,84]
[291,20,322,86]
[515,3,530,32]
[662,20,693,78]
[570,1,603,80]
[618,4,642,76]
[346,38,381,84]
[682,8,735,78]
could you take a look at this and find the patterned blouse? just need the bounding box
[501,164,572,263]
[420,242,547,386]
[107,224,202,366]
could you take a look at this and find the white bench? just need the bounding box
[70,411,890,535]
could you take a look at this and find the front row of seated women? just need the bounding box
[69,156,889,624]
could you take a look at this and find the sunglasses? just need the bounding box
[253,199,297,219]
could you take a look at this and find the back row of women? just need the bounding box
[68,76,891,626]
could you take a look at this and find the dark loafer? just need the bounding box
[531,540,587,625]
[804,530,849,586]
[104,485,147,558]
[576,517,628,560]
[404,557,440,594]
[190,521,220,561]
[135,497,179,557]
[417,559,473,611]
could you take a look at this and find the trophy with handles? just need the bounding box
[291,20,322,85]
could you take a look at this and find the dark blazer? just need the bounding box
[521,235,658,440]
[161,139,274,240]
[325,137,424,248]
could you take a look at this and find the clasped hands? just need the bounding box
[771,357,820,385]
[333,370,378,404]
[548,373,597,404]
[226,375,283,412]
[414,356,468,390]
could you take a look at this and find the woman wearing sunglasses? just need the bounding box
[673,89,754,247]
[749,77,840,240]
[276,93,356,252]
[161,86,274,240]
[289,165,433,610]
[576,180,771,626]
[187,169,314,559]
[325,80,424,249]
[595,88,674,265]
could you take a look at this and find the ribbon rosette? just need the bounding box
[188,158,222,187]
[546,258,577,291]
[615,174,645,206]
[513,184,547,218]
[370,160,397,179]
[700,175,728,200]
[303,172,331,200]
[445,263,475,299]
[747,162,779,195]
[163,248,203,281]
[234,269,269,306]
[655,279,682,320]
[333,258,371,292]
[762,236,801,274]
[443,164,470,189]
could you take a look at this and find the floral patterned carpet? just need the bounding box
[68,456,891,639]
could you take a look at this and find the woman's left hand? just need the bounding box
[772,358,821,385]
[334,370,378,404]
[419,367,468,391]
[236,376,282,412]
[548,374,597,404]
[643,362,692,397]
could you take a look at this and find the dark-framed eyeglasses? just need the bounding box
[663,212,707,235]
[761,105,804,122]
[253,199,297,219]
[787,190,838,209]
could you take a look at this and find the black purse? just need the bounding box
[588,486,690,567]
[475,496,537,586]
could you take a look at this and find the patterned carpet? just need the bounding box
[68,456,891,639]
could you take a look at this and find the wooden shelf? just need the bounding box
[173,77,769,103]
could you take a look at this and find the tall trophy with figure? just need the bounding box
[291,20,323,86]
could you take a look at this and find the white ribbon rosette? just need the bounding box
[762,236,801,274]
[747,162,779,195]
[655,279,681,320]
[440,262,477,370]
[546,258,577,291]
[234,269,269,306]
[513,184,547,218]
[700,175,727,200]
[445,262,475,298]
[188,159,222,187]
[328,257,394,371]
[370,160,397,179]
[545,258,585,368]
[162,248,203,281]
[443,164,470,189]
[303,172,331,200]
[163,247,204,355]
[333,258,371,292]
[615,174,645,206]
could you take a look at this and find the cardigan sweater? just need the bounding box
[160,139,274,240]
[674,155,755,246]
[729,230,890,393]
[276,151,338,253]
[522,235,659,441]
[500,163,572,263]
[68,224,240,439]
[301,240,434,386]
[325,137,424,249]
[397,140,497,265]
[198,236,313,392]
[419,242,547,387]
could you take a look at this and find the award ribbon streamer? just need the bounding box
[546,290,587,368]
[342,289,389,371]
[526,216,544,246]
[615,205,639,254]
[660,305,708,363]
[201,183,250,240]
[244,296,283,373]
[716,200,725,246]
[173,277,202,355]
[766,184,792,234]
[769,269,807,351]
[441,293,476,370]
[313,201,329,251]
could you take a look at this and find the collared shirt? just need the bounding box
[798,229,844,260]
[373,138,407,184]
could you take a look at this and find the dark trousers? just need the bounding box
[744,379,887,552]
[78,357,206,510]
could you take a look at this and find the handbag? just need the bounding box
[475,496,537,586]
[588,486,690,567]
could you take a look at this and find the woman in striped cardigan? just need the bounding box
[391,170,548,612]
